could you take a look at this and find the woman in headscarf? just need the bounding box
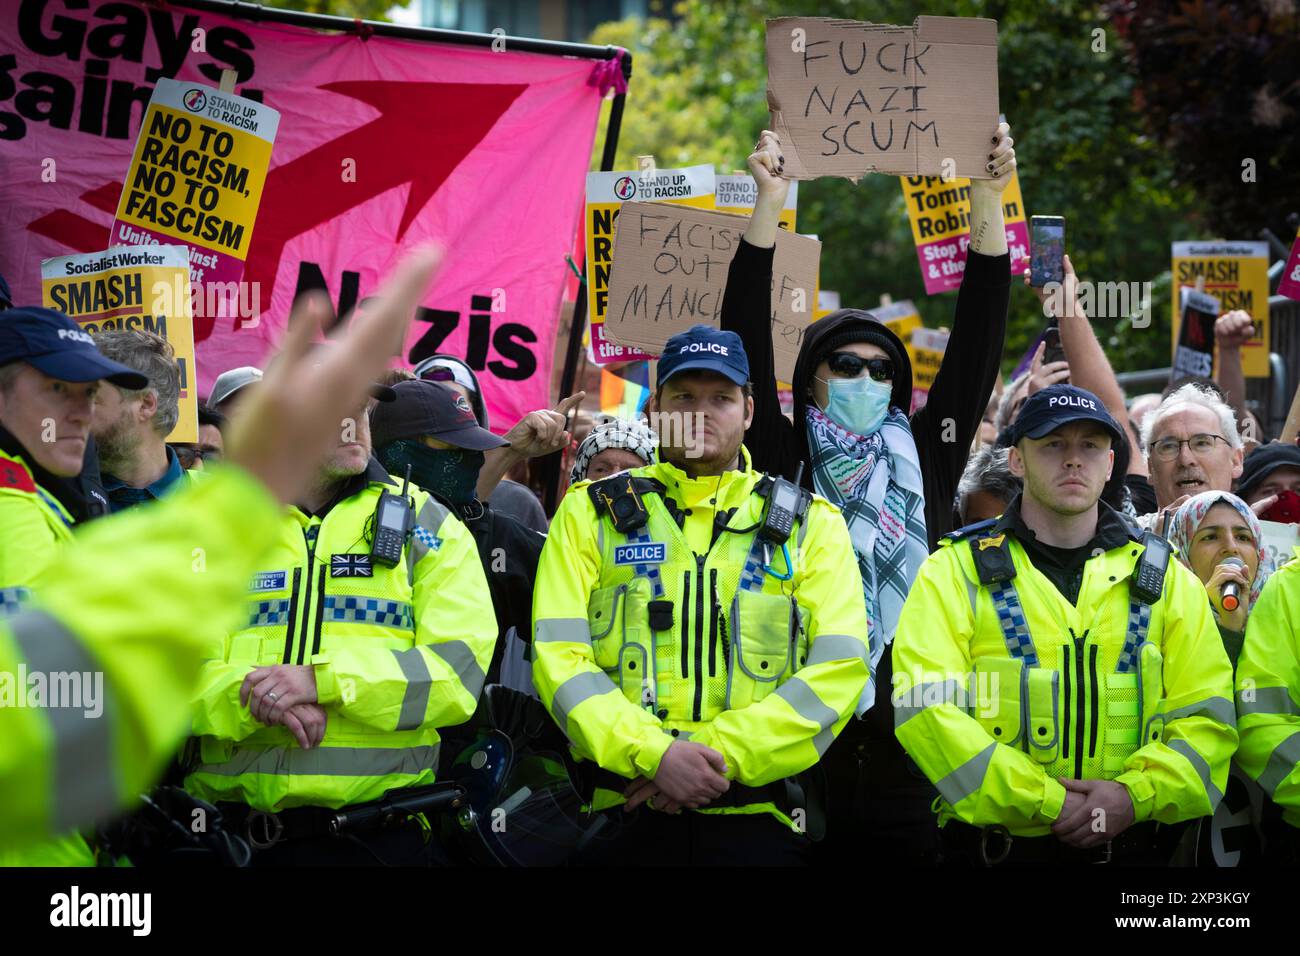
[1169,491,1277,665]
[569,417,657,485]
[1167,490,1278,866]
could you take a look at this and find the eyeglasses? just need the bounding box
[1149,433,1231,462]
[174,445,222,469]
[826,352,894,382]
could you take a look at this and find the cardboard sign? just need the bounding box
[714,175,799,232]
[909,326,949,412]
[901,172,1028,294]
[1259,520,1299,567]
[111,78,278,296]
[1279,228,1300,302]
[765,16,999,182]
[1171,242,1270,377]
[603,202,821,382]
[585,165,716,365]
[1173,287,1221,381]
[40,245,198,442]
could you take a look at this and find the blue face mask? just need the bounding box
[821,376,892,435]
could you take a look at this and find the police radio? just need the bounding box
[759,462,806,546]
[371,466,415,567]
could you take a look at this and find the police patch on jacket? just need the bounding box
[330,554,373,577]
[249,570,287,592]
[614,542,666,565]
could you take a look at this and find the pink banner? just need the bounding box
[915,222,1030,295]
[1,0,605,430]
[1281,230,1300,302]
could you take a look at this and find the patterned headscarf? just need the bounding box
[1168,491,1277,611]
[569,418,657,484]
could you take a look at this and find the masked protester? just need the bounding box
[722,124,1016,864]
[1234,442,1300,526]
[371,380,545,698]
[1164,491,1277,865]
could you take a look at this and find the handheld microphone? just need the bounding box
[1220,556,1247,612]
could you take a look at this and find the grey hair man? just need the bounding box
[91,330,187,512]
[957,444,1023,526]
[1138,383,1246,529]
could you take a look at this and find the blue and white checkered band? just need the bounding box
[623,527,664,598]
[1115,600,1152,673]
[737,536,769,593]
[330,554,373,577]
[249,570,287,592]
[614,542,665,566]
[305,525,320,544]
[988,580,1039,666]
[411,526,441,551]
[0,586,31,618]
[324,596,414,630]
[248,599,292,628]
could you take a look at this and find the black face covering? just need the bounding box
[379,440,484,507]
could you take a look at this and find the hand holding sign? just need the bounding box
[744,130,792,250]
[973,121,1017,195]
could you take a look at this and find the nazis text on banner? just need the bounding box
[40,245,199,443]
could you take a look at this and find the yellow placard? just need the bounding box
[714,174,798,232]
[41,245,198,443]
[1171,242,1271,377]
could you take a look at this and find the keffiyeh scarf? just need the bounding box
[806,405,927,714]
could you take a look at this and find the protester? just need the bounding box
[568,417,657,484]
[370,378,544,694]
[207,365,262,418]
[173,403,226,471]
[532,325,869,865]
[1234,442,1300,520]
[91,330,189,511]
[411,353,576,531]
[721,122,1015,863]
[894,384,1236,865]
[1139,383,1247,530]
[1213,310,1259,450]
[0,248,444,855]
[955,444,1021,527]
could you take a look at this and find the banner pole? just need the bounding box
[541,69,630,515]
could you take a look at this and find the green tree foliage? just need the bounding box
[293,0,409,21]
[590,0,1206,375]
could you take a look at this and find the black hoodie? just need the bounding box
[721,238,1011,549]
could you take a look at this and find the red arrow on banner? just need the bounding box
[239,80,528,340]
[27,80,527,341]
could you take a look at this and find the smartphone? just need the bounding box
[1042,325,1066,365]
[1030,215,1066,287]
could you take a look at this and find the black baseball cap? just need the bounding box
[1007,383,1125,447]
[656,325,749,388]
[1236,442,1300,499]
[0,306,148,388]
[370,380,509,452]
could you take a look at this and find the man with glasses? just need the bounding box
[1139,383,1249,532]
[173,404,226,471]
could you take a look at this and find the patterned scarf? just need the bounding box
[1167,491,1277,612]
[806,405,927,714]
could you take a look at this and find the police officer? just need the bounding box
[893,384,1237,864]
[1235,540,1300,863]
[532,325,870,865]
[0,307,149,866]
[183,352,496,865]
[0,248,443,853]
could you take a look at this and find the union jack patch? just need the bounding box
[331,553,373,577]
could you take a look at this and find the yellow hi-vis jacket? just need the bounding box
[0,465,283,852]
[184,460,495,812]
[893,514,1237,836]
[1235,550,1300,828]
[532,446,870,820]
[0,447,95,866]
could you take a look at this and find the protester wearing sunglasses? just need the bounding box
[722,124,1016,866]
